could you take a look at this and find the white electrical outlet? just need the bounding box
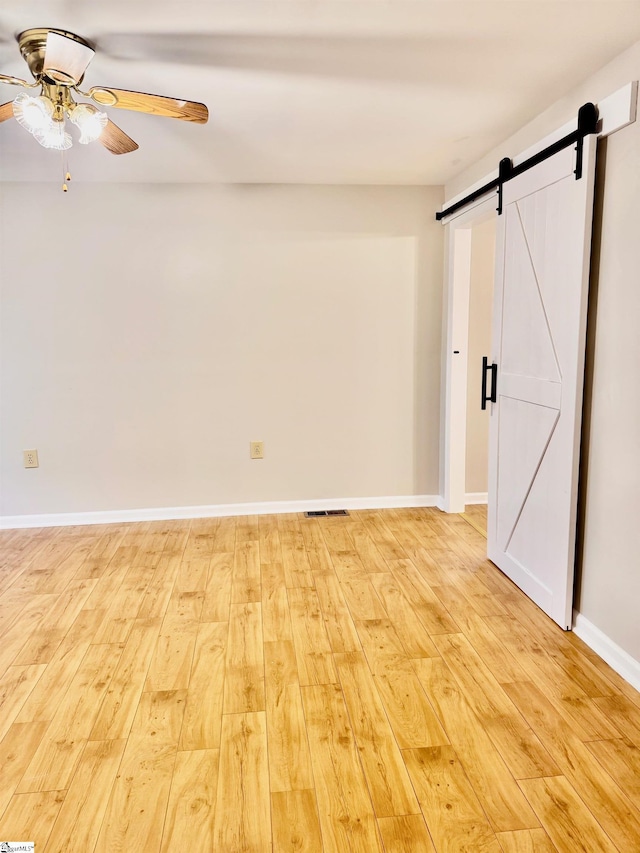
[250,441,264,459]
[23,449,39,468]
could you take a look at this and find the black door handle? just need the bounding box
[481,356,498,410]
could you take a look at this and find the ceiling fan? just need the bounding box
[0,27,208,158]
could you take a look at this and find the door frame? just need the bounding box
[438,81,638,513]
[439,196,496,513]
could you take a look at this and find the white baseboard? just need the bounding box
[0,494,440,530]
[465,492,488,505]
[573,612,640,693]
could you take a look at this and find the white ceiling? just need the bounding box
[2,1,640,185]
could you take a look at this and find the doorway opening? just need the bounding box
[461,217,496,537]
[439,194,496,517]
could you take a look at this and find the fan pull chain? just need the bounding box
[62,150,71,193]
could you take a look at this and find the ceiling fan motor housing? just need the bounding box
[18,28,95,84]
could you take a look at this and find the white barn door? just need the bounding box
[487,135,597,630]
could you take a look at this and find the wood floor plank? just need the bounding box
[347,522,391,573]
[592,694,640,745]
[272,789,323,853]
[330,549,368,581]
[0,664,47,740]
[265,640,314,792]
[43,738,127,853]
[0,586,38,638]
[3,508,640,853]
[93,690,186,853]
[16,609,97,724]
[212,516,237,552]
[374,662,450,749]
[261,561,293,643]
[213,711,272,853]
[432,632,559,779]
[17,539,95,596]
[73,528,129,580]
[355,617,410,674]
[288,586,337,685]
[314,572,362,653]
[585,736,640,810]
[0,593,59,677]
[231,540,262,604]
[80,550,132,613]
[0,720,50,818]
[390,561,460,634]
[430,576,508,624]
[404,745,502,853]
[414,657,539,832]
[335,651,420,817]
[435,607,528,684]
[566,632,640,708]
[91,616,162,740]
[301,683,385,853]
[318,519,355,554]
[0,791,66,849]
[504,679,640,851]
[180,621,227,750]
[517,776,618,853]
[299,518,335,575]
[201,553,233,622]
[279,515,315,588]
[361,514,407,561]
[258,514,282,564]
[186,519,221,554]
[14,578,98,665]
[91,562,156,644]
[406,546,461,588]
[175,556,210,594]
[223,601,265,714]
[369,573,440,658]
[377,814,437,853]
[236,515,260,544]
[546,644,619,701]
[137,553,182,620]
[339,573,388,621]
[17,643,123,793]
[144,615,199,692]
[496,828,559,852]
[487,615,622,741]
[159,749,219,853]
[165,589,204,621]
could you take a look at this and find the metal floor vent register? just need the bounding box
[303,510,350,518]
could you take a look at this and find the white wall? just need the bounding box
[0,183,443,517]
[465,218,495,496]
[446,40,640,663]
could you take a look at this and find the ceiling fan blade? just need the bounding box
[44,31,95,85]
[0,101,14,123]
[99,118,139,154]
[88,87,208,124]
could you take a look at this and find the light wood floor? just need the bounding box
[1,509,640,852]
[461,504,488,537]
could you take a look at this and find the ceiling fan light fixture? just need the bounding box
[33,119,73,151]
[12,92,54,135]
[69,103,108,144]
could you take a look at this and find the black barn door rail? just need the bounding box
[436,102,599,222]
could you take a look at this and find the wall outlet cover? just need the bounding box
[250,441,264,459]
[24,449,39,468]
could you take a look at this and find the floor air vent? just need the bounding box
[303,509,350,518]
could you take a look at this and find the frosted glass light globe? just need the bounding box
[34,121,73,151]
[69,103,108,144]
[13,93,54,134]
